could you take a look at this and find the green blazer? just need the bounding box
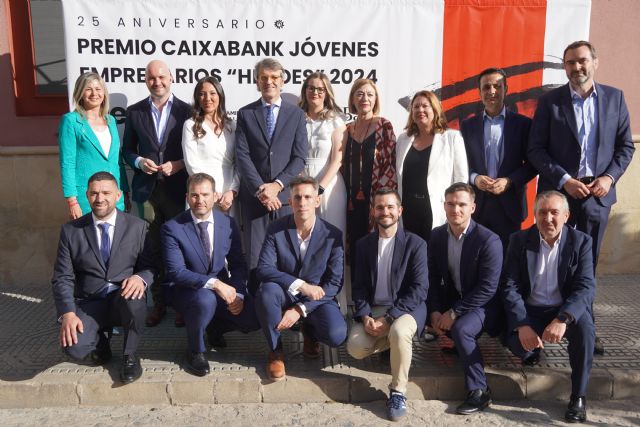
[58,111,129,213]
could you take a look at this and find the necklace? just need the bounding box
[347,117,377,210]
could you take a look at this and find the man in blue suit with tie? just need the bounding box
[501,191,595,423]
[528,41,635,355]
[428,183,503,415]
[235,58,308,294]
[123,59,192,327]
[346,188,429,422]
[461,68,536,250]
[255,176,347,381]
[161,173,260,377]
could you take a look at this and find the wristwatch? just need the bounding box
[384,313,395,325]
[556,312,571,324]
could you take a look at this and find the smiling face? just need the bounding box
[145,60,172,101]
[535,194,570,245]
[411,95,435,128]
[305,77,327,112]
[352,83,377,116]
[563,45,598,90]
[187,180,215,220]
[479,72,506,116]
[373,193,403,230]
[197,81,219,117]
[289,183,320,224]
[87,179,121,220]
[257,67,283,103]
[81,79,105,111]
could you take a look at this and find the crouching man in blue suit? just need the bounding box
[161,173,260,377]
[255,176,347,381]
[428,183,503,415]
[347,188,429,422]
[501,191,595,423]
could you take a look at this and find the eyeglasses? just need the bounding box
[259,75,282,83]
[306,86,326,94]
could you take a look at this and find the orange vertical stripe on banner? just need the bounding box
[441,0,547,229]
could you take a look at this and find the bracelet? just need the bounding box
[67,200,79,207]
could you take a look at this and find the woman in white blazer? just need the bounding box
[396,90,468,242]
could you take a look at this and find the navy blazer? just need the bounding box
[528,82,635,207]
[51,211,156,317]
[235,99,308,220]
[122,96,191,205]
[428,220,503,316]
[461,109,536,222]
[256,215,343,314]
[352,228,429,329]
[161,209,248,294]
[500,225,596,330]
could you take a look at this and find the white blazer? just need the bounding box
[396,129,469,229]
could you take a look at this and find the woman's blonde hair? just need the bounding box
[72,72,110,118]
[404,90,447,137]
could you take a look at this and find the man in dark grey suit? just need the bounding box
[52,172,156,383]
[235,58,308,294]
[528,41,635,355]
[123,59,192,327]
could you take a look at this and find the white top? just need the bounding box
[396,129,469,229]
[182,119,240,193]
[374,235,395,306]
[94,126,112,158]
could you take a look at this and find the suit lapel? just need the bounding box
[299,219,327,277]
[162,105,178,146]
[368,232,378,291]
[253,100,270,143]
[595,83,607,172]
[77,115,108,160]
[212,212,226,272]
[474,114,488,175]
[272,102,292,143]
[390,229,406,293]
[184,215,210,270]
[556,226,572,288]
[285,216,302,263]
[83,216,106,271]
[525,228,540,292]
[109,212,127,271]
[143,101,161,148]
[561,85,580,144]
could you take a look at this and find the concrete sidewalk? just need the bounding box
[1,275,639,408]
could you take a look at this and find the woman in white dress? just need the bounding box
[182,76,239,215]
[298,72,347,235]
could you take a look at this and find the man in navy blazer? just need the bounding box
[501,191,595,423]
[461,67,536,250]
[347,188,429,422]
[52,172,156,384]
[428,183,503,415]
[528,41,634,355]
[123,59,192,327]
[235,58,308,293]
[255,176,346,381]
[161,173,260,377]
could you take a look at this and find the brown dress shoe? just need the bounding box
[267,351,286,381]
[146,304,166,327]
[174,311,185,328]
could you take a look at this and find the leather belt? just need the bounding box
[577,176,595,184]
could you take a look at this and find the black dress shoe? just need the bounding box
[565,395,587,423]
[120,354,143,384]
[84,342,112,366]
[185,352,210,377]
[594,336,605,356]
[207,332,227,349]
[456,388,492,415]
[522,349,541,367]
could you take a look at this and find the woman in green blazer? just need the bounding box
[58,72,129,218]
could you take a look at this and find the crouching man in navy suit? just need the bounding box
[255,176,347,381]
[161,173,260,377]
[52,172,157,384]
[428,183,503,415]
[346,188,429,422]
[501,191,595,423]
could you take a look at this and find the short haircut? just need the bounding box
[478,67,508,89]
[373,187,402,205]
[563,40,597,61]
[187,173,216,192]
[404,90,448,137]
[254,58,285,79]
[289,175,319,192]
[348,78,381,115]
[534,190,569,213]
[72,72,110,118]
[87,171,117,186]
[444,182,475,200]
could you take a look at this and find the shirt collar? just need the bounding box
[569,84,597,101]
[483,106,506,121]
[92,210,117,227]
[190,210,214,225]
[539,227,564,249]
[148,93,174,110]
[297,219,316,243]
[447,222,470,241]
[261,97,282,108]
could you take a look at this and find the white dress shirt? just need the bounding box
[527,231,564,307]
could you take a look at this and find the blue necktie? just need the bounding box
[98,222,110,267]
[197,221,212,265]
[265,104,275,140]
